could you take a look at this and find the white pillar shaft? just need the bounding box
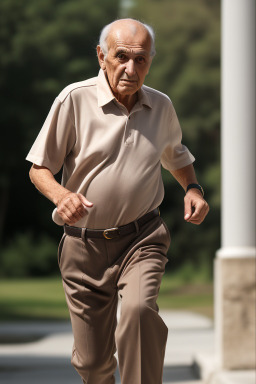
[221,0,256,249]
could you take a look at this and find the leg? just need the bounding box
[115,218,170,384]
[58,234,118,384]
[69,290,118,384]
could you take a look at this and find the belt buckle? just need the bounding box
[103,227,120,240]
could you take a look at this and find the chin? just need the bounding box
[118,86,138,95]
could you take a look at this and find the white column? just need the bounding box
[221,0,256,253]
[215,0,256,370]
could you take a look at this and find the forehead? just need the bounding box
[107,24,151,54]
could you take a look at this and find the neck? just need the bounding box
[115,92,138,113]
[104,73,138,113]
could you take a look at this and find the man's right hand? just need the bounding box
[57,192,93,226]
[29,164,93,226]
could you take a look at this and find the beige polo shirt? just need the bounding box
[26,69,195,228]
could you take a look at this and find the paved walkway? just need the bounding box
[0,310,214,384]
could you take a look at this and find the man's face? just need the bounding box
[97,23,152,100]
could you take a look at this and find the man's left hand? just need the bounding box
[184,189,209,225]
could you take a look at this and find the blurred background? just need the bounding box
[0,0,220,321]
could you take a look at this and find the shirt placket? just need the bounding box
[123,103,144,146]
[124,114,134,145]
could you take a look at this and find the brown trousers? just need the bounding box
[58,215,171,384]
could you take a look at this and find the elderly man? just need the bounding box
[27,18,209,384]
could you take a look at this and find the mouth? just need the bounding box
[120,79,137,84]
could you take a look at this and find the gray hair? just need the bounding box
[98,19,156,57]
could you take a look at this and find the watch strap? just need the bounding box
[186,183,204,197]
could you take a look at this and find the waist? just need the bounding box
[64,208,160,240]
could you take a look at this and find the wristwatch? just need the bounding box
[186,183,204,197]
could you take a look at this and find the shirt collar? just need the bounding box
[97,69,115,108]
[97,68,152,110]
[138,86,152,109]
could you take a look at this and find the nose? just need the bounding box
[125,59,136,77]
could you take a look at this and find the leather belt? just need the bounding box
[64,208,160,240]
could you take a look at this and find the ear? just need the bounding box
[97,45,106,70]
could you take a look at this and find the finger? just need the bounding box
[78,193,93,207]
[57,193,92,225]
[59,210,77,226]
[190,206,201,220]
[188,204,209,224]
[69,195,88,217]
[69,202,87,222]
[184,196,193,221]
[189,215,206,225]
[58,198,83,223]
[62,206,85,225]
[187,213,203,224]
[72,197,92,219]
[58,205,77,223]
[195,202,209,219]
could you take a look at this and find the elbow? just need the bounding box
[29,165,35,185]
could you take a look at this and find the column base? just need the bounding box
[193,352,256,384]
[214,248,256,370]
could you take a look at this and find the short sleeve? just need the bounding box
[26,95,76,175]
[161,103,195,171]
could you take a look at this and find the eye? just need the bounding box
[136,56,146,64]
[117,53,127,61]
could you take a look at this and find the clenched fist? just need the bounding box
[57,192,93,225]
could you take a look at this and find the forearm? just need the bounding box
[29,164,70,206]
[170,164,198,191]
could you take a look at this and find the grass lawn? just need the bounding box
[0,277,69,321]
[158,274,213,319]
[0,275,213,322]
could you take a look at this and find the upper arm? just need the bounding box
[26,96,76,175]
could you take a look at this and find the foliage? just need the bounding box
[0,232,59,277]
